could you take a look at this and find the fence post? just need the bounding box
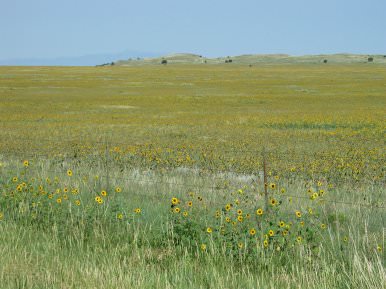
[105,138,110,194]
[263,148,269,214]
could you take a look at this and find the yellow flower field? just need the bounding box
[0,64,384,288]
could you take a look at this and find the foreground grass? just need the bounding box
[0,163,384,289]
[1,221,384,289]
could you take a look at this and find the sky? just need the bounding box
[1,0,385,65]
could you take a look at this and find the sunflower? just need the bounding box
[237,215,243,222]
[12,177,18,183]
[174,207,180,213]
[238,242,244,249]
[311,192,318,200]
[200,244,207,251]
[296,236,302,243]
[246,213,251,219]
[75,200,81,206]
[171,197,179,205]
[270,198,277,206]
[117,213,123,220]
[320,223,327,229]
[268,230,274,237]
[279,221,285,228]
[269,183,276,189]
[23,160,29,167]
[343,236,348,242]
[101,190,107,197]
[249,228,256,236]
[56,198,62,204]
[187,201,193,207]
[237,209,243,215]
[95,196,102,203]
[67,169,73,177]
[207,227,213,233]
[263,240,269,248]
[225,217,231,223]
[256,208,263,216]
[282,230,289,236]
[295,211,302,218]
[376,245,382,252]
[134,208,141,214]
[183,211,188,217]
[225,204,232,211]
[115,187,122,193]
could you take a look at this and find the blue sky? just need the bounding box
[1,0,385,64]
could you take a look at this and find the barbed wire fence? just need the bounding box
[1,138,385,212]
[1,138,385,258]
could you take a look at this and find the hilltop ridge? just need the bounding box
[109,53,386,66]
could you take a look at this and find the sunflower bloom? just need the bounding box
[171,197,179,205]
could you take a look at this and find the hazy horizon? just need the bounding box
[1,0,386,65]
[1,51,385,66]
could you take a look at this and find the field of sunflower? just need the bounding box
[0,63,385,288]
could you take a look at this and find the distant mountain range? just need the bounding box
[0,50,162,66]
[1,52,385,66]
